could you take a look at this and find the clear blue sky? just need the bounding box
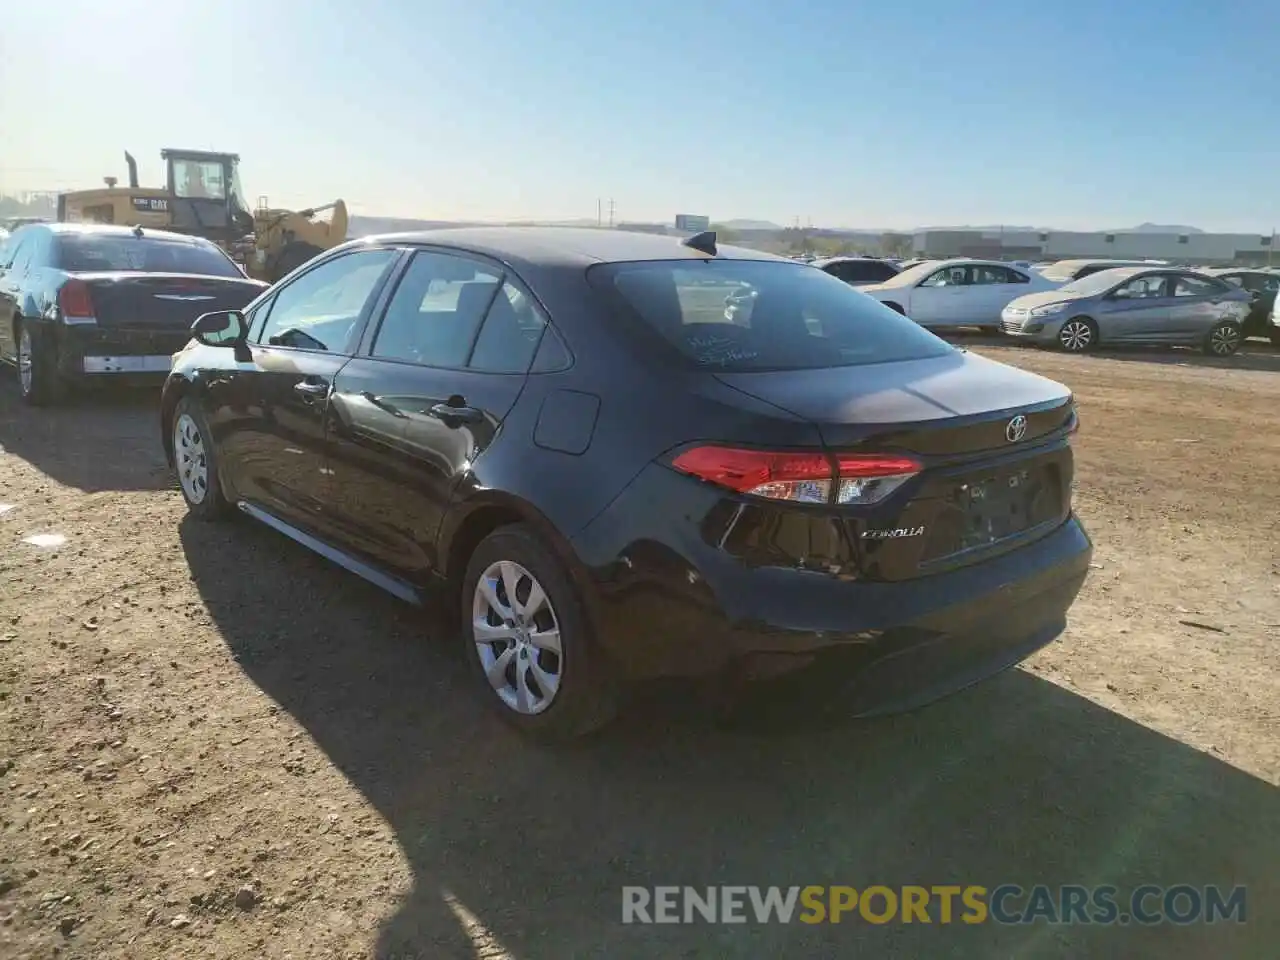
[3,0,1278,231]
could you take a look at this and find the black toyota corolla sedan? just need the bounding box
[162,228,1092,739]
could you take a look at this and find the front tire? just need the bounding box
[1057,317,1098,353]
[17,322,65,407]
[1204,319,1242,357]
[173,397,233,520]
[462,524,616,740]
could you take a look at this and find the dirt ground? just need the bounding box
[1,340,1278,959]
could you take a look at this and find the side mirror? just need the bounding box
[192,309,247,347]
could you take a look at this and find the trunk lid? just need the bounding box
[714,350,1076,580]
[73,272,266,330]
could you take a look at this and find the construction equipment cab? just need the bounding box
[161,149,255,246]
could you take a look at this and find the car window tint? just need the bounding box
[259,249,397,352]
[1173,275,1220,297]
[468,281,549,373]
[1220,274,1244,288]
[597,259,953,372]
[372,251,502,367]
[53,235,243,276]
[530,326,571,372]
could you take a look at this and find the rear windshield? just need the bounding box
[592,259,953,372]
[54,235,243,277]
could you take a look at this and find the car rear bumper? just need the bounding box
[571,463,1092,714]
[48,320,190,380]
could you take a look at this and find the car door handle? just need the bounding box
[294,380,329,397]
[427,402,483,424]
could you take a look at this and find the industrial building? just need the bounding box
[913,228,1278,266]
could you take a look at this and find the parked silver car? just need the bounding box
[1001,267,1252,355]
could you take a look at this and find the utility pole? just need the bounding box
[597,198,602,227]
[608,198,615,228]
[1270,228,1275,268]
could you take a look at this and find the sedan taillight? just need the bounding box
[58,280,96,322]
[672,445,921,505]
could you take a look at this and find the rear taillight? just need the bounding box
[58,280,95,321]
[672,446,920,505]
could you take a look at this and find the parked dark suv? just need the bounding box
[163,228,1092,739]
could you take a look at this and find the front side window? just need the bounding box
[1114,275,1169,299]
[259,248,398,352]
[592,259,953,372]
[919,265,970,287]
[372,251,503,368]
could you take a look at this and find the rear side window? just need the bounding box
[372,251,502,368]
[54,235,243,277]
[592,259,953,372]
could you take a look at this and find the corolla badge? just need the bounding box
[1005,414,1028,443]
[861,526,925,540]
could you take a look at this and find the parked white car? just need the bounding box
[860,259,1062,331]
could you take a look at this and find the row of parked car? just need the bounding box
[799,254,1279,354]
[1,219,1096,739]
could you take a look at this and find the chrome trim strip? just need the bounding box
[236,501,422,606]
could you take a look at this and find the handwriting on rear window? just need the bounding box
[688,334,758,366]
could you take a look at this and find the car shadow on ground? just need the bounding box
[180,517,1279,959]
[0,377,170,492]
[951,332,1280,373]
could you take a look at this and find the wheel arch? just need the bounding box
[440,491,586,592]
[159,373,197,466]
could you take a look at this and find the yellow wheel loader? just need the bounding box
[56,150,348,283]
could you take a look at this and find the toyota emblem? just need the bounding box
[1006,415,1028,443]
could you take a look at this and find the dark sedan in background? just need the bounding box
[163,228,1091,739]
[0,223,265,404]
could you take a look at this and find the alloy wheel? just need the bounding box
[471,560,563,715]
[17,328,33,395]
[1209,324,1240,356]
[174,413,209,505]
[1059,320,1093,352]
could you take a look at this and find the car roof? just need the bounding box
[920,258,1029,269]
[41,223,216,246]
[1047,258,1163,270]
[347,226,786,270]
[812,255,891,265]
[1204,266,1278,275]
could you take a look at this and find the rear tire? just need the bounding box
[17,321,65,407]
[1204,319,1242,357]
[1057,317,1098,353]
[462,524,616,740]
[173,396,233,521]
[883,301,906,315]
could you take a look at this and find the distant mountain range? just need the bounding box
[349,214,1213,238]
